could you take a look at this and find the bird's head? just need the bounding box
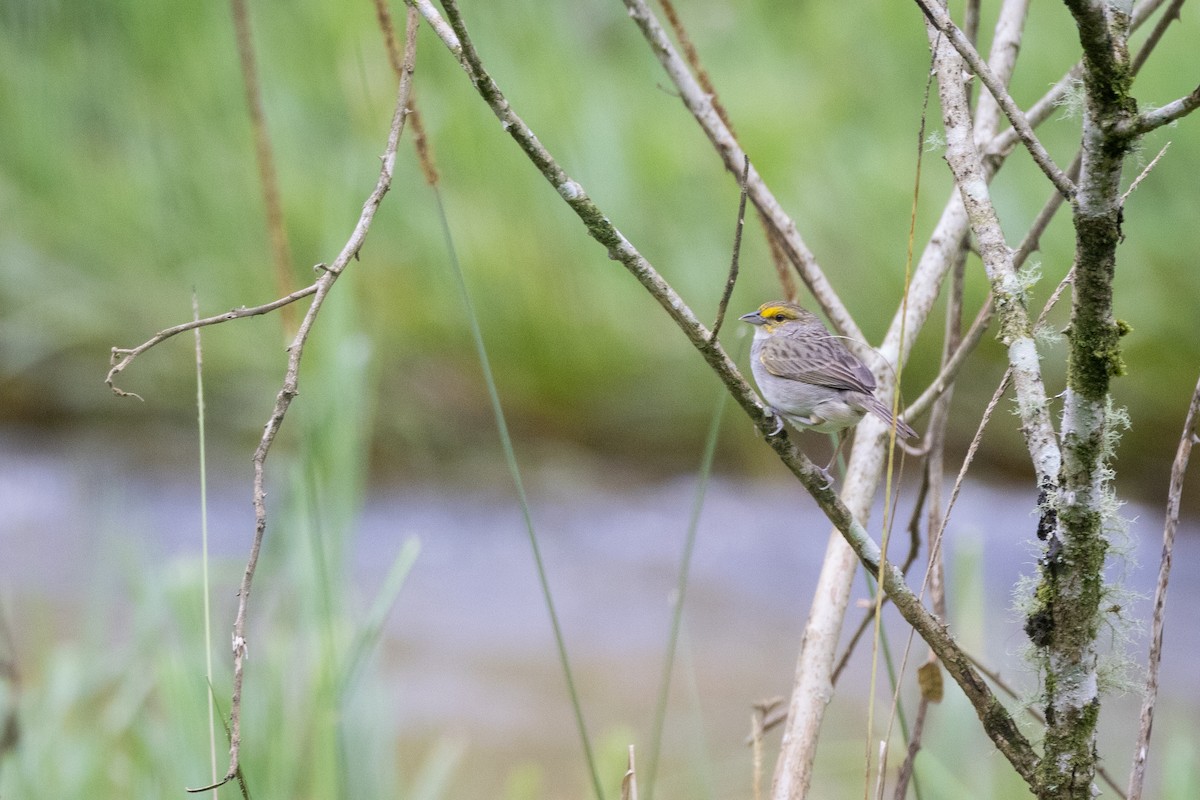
[739,301,817,333]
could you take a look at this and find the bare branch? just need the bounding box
[972,0,1032,143]
[1124,84,1200,135]
[988,0,1174,158]
[229,0,296,333]
[988,66,1082,158]
[914,0,1075,198]
[184,8,419,792]
[413,0,1039,787]
[906,149,1078,424]
[710,156,750,342]
[106,284,320,399]
[1131,0,1186,75]
[620,0,864,344]
[1127,371,1200,800]
[928,18,1062,493]
[1122,141,1171,202]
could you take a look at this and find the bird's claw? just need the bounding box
[815,465,835,490]
[764,407,785,436]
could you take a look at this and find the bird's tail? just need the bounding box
[863,396,918,440]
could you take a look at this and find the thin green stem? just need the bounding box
[431,188,605,800]
[645,378,731,799]
[192,293,219,797]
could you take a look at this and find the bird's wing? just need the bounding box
[759,332,877,394]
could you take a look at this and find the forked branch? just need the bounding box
[412,0,1038,785]
[102,8,420,792]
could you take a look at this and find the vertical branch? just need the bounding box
[710,155,750,342]
[1127,373,1200,800]
[229,0,296,334]
[1027,3,1138,797]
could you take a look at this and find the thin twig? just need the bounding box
[891,243,967,800]
[653,0,795,298]
[1122,141,1171,203]
[710,155,750,342]
[621,745,638,800]
[183,8,420,791]
[913,0,1075,198]
[893,695,930,800]
[749,697,784,785]
[963,0,981,48]
[987,65,1081,159]
[229,0,296,334]
[372,0,404,76]
[1131,0,1187,76]
[414,0,1040,786]
[657,0,733,132]
[106,284,320,399]
[375,0,440,188]
[903,296,992,424]
[1127,371,1200,800]
[0,600,20,760]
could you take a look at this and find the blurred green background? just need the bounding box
[3,0,1198,495]
[2,1,1200,798]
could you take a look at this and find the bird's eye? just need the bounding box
[774,313,786,322]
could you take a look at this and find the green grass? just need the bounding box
[2,0,1196,487]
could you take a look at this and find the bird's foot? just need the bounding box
[764,407,785,436]
[815,464,835,490]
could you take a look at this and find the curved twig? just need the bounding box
[106,284,320,399]
[181,8,420,792]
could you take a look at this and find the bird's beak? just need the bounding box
[739,311,766,326]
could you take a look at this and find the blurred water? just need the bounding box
[2,425,1198,794]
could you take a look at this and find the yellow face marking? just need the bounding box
[756,302,803,331]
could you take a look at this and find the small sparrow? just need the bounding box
[740,301,916,468]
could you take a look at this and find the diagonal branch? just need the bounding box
[913,0,1075,198]
[987,0,1176,158]
[620,0,863,344]
[972,0,1032,144]
[413,0,1039,786]
[1131,0,1187,76]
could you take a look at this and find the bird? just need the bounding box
[739,301,916,470]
